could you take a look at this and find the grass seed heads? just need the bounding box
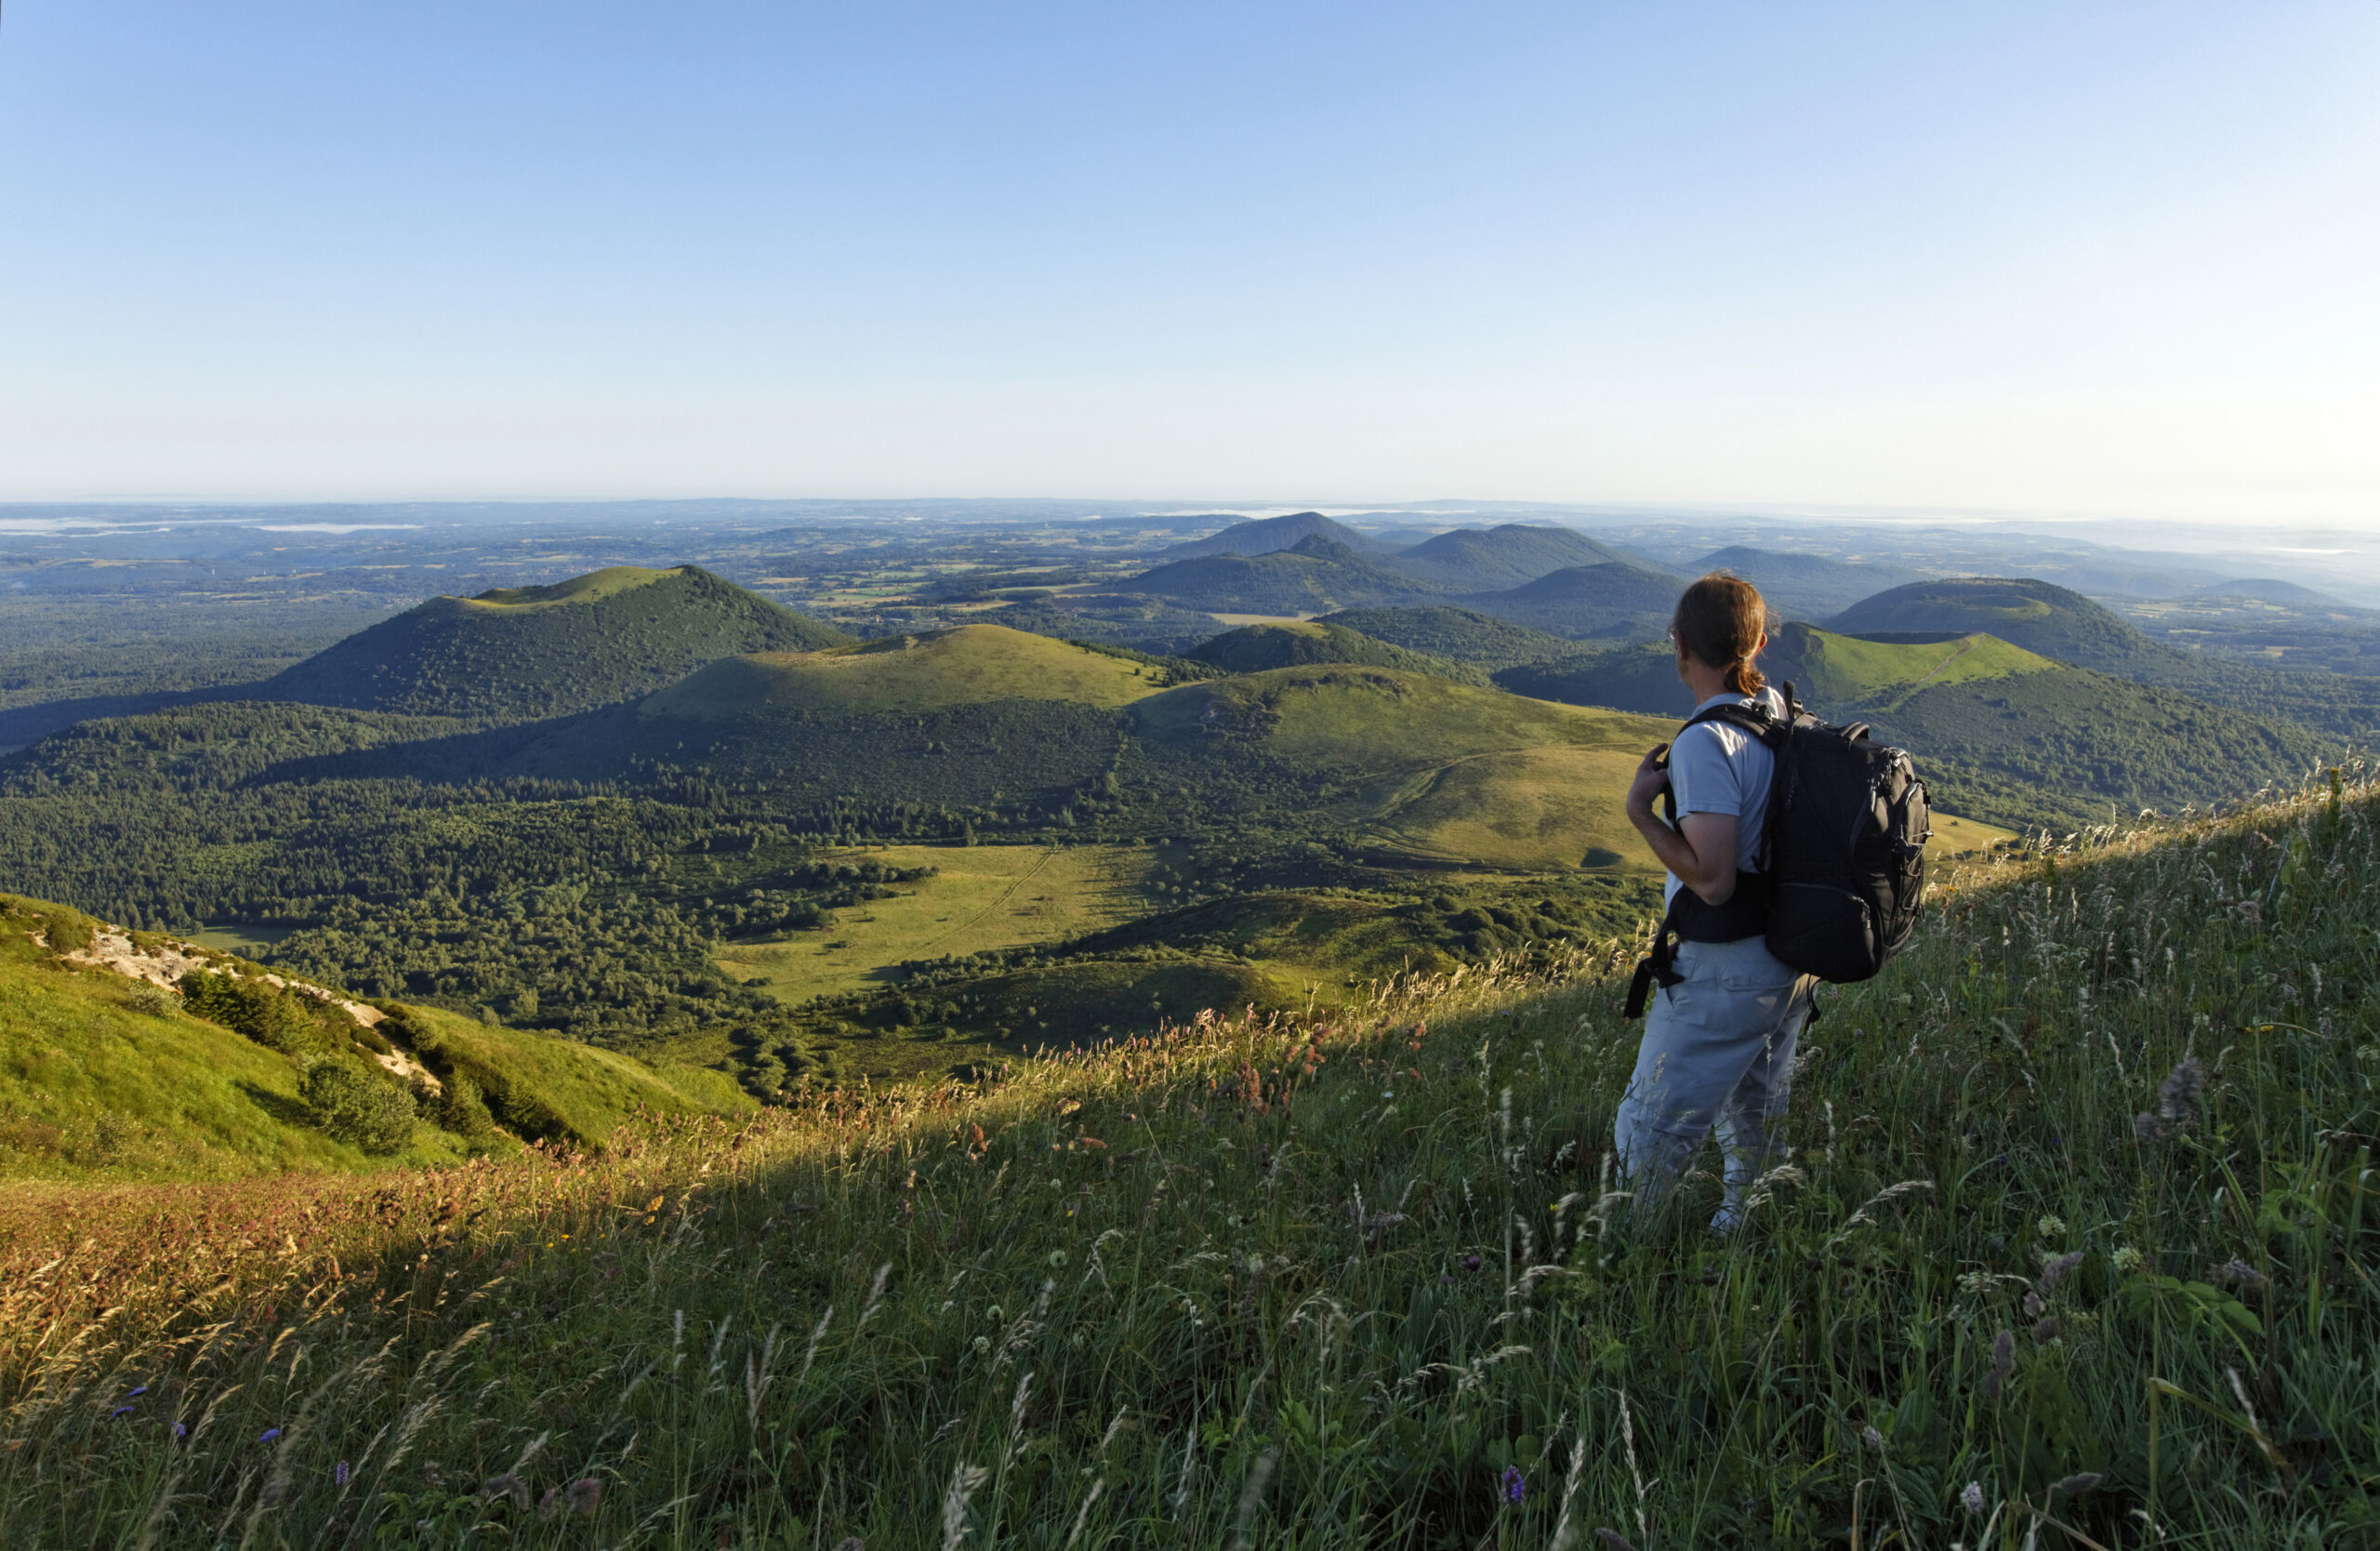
[0,774,2373,1545]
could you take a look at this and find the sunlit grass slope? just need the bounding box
[1137,665,1675,871]
[4,775,2372,1547]
[0,895,748,1181]
[1768,621,2057,709]
[0,900,427,1180]
[640,624,1169,721]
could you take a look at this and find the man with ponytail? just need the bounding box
[1615,573,1814,1232]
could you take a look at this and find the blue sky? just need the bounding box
[2,2,2374,522]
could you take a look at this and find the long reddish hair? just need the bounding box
[1672,573,1769,695]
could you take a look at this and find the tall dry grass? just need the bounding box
[3,770,2375,1548]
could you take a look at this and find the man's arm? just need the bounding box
[1625,745,1741,906]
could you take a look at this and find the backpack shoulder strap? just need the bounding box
[1681,699,1784,748]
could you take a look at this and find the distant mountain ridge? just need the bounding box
[1455,563,1682,641]
[1386,524,1659,590]
[1692,546,1927,618]
[1157,513,1394,559]
[252,565,852,722]
[1128,534,1442,616]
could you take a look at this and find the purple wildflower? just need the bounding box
[258,1428,282,1444]
[1461,1254,1483,1273]
[1501,1465,1525,1505]
[171,1422,187,1438]
[127,1385,148,1398]
[335,1460,351,1487]
[110,1406,134,1419]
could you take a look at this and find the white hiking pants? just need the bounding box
[1614,936,1815,1232]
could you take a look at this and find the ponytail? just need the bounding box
[1671,573,1769,696]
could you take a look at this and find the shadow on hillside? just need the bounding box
[235,1080,316,1131]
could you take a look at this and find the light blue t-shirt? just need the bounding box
[1662,688,1784,908]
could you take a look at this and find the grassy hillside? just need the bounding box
[1185,620,1487,683]
[1831,577,2380,743]
[0,894,749,1182]
[1133,665,1675,872]
[640,625,1169,720]
[253,564,853,722]
[5,775,2371,1546]
[1384,524,1658,591]
[1500,624,2330,832]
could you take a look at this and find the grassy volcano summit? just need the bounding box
[255,565,852,722]
[639,624,1169,721]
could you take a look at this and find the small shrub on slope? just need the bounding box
[297,1060,416,1155]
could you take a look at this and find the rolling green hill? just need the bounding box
[1830,576,2380,742]
[639,624,1169,720]
[252,564,853,722]
[0,893,748,1181]
[1500,621,2329,830]
[1383,524,1659,590]
[1131,665,1674,872]
[1127,535,1444,616]
[1184,620,1486,683]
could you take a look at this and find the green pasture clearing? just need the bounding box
[719,842,1162,1004]
[190,922,295,958]
[1205,611,1316,627]
[1929,809,2016,855]
[641,624,1169,721]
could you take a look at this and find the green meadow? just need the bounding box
[1,773,2371,1547]
[717,843,1164,1005]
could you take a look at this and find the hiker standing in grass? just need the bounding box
[1616,573,1814,1232]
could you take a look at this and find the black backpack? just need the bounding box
[1623,684,1931,1017]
